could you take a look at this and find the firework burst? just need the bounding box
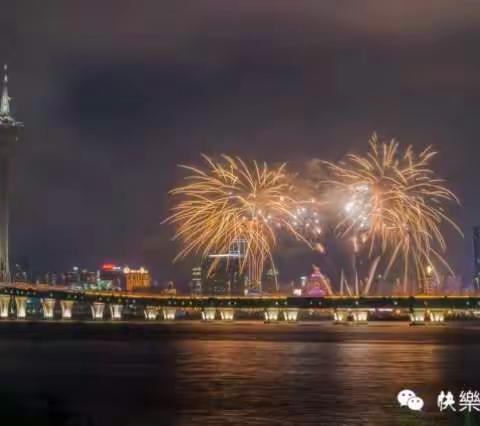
[165,155,314,288]
[324,133,461,293]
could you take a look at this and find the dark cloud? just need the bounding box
[0,1,479,286]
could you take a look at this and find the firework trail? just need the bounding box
[323,133,461,293]
[165,155,316,289]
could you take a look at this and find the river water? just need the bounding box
[0,321,479,425]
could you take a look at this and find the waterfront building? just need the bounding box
[65,266,98,288]
[201,255,240,295]
[100,263,151,291]
[44,272,59,285]
[190,266,202,295]
[124,267,151,291]
[13,263,28,282]
[100,263,126,290]
[65,267,81,285]
[201,239,247,296]
[201,257,246,296]
[291,277,306,296]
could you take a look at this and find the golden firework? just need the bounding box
[165,155,312,289]
[324,133,461,293]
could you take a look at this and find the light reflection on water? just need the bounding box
[0,323,477,425]
[174,339,451,425]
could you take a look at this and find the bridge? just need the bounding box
[0,283,479,324]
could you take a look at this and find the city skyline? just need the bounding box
[3,5,480,426]
[1,2,479,286]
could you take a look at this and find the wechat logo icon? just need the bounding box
[397,389,424,412]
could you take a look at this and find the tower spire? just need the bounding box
[0,64,12,121]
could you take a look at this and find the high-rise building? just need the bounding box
[473,226,480,290]
[100,264,126,289]
[99,264,151,292]
[201,240,248,295]
[124,267,151,292]
[201,239,248,295]
[190,266,202,295]
[13,263,28,282]
[44,272,59,285]
[0,65,22,281]
[65,267,98,288]
[65,266,81,286]
[201,255,237,295]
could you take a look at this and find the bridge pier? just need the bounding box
[333,309,368,324]
[219,308,235,321]
[162,307,176,321]
[0,295,10,318]
[15,296,27,319]
[351,310,368,324]
[428,309,445,324]
[410,309,446,325]
[90,302,105,320]
[283,308,299,322]
[60,300,74,319]
[410,309,426,325]
[201,307,216,321]
[144,306,159,320]
[264,308,279,323]
[41,298,56,320]
[333,309,348,324]
[109,304,123,321]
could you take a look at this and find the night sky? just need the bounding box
[1,2,479,287]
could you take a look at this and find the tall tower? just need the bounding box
[0,65,22,282]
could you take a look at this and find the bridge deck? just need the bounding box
[0,284,479,310]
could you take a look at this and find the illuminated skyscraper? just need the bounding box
[190,266,202,295]
[202,254,245,295]
[124,267,151,292]
[0,65,22,281]
[100,264,125,289]
[202,239,247,295]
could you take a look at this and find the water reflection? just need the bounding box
[173,334,476,425]
[0,323,477,425]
